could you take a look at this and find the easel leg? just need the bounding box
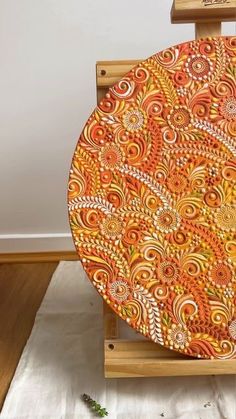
[195,22,221,39]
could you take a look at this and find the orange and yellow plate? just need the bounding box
[68,36,236,359]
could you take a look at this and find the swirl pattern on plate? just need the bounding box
[68,36,236,359]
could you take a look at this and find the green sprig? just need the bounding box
[82,393,108,417]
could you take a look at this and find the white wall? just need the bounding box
[0,0,235,252]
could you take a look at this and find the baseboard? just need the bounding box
[0,233,74,253]
[0,251,78,263]
[0,233,80,262]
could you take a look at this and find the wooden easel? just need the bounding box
[96,0,236,378]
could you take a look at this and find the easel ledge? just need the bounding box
[96,0,236,378]
[103,305,236,378]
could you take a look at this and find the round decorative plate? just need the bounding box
[68,36,236,359]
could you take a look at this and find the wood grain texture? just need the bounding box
[171,0,236,23]
[195,21,222,37]
[97,60,140,88]
[0,263,57,410]
[105,354,236,378]
[104,339,236,378]
[0,251,78,264]
[103,303,119,340]
[104,339,236,377]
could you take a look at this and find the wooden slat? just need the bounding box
[105,356,236,378]
[104,339,236,377]
[195,21,222,38]
[0,251,78,264]
[104,339,186,360]
[96,60,140,88]
[171,0,236,23]
[103,303,119,340]
[97,87,108,103]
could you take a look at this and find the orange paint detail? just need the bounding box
[68,36,236,359]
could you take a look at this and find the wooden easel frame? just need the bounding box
[96,0,236,378]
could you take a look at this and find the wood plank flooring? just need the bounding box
[0,262,58,410]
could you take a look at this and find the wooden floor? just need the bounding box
[0,262,58,411]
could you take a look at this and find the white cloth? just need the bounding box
[1,261,236,419]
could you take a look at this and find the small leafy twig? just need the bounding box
[82,393,108,417]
